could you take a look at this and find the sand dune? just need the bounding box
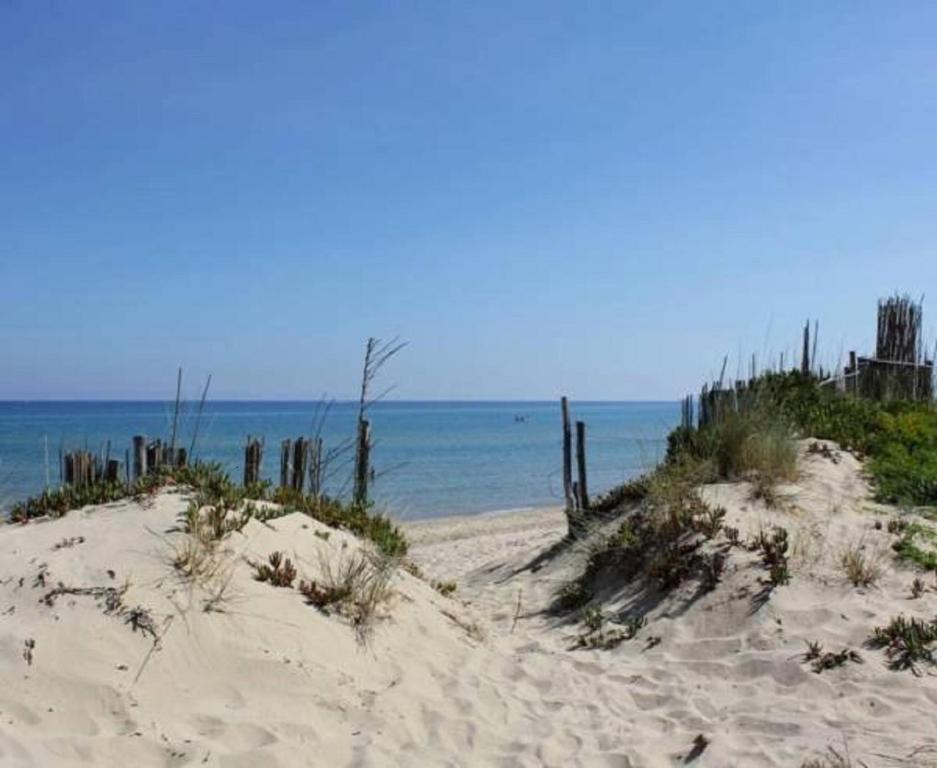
[1,443,936,766]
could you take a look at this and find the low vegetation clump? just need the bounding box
[666,404,798,499]
[299,550,396,643]
[554,460,736,612]
[890,520,937,571]
[801,640,863,674]
[431,580,457,597]
[700,551,726,591]
[272,487,408,558]
[252,551,298,588]
[752,526,791,586]
[866,614,937,674]
[9,482,130,522]
[799,745,864,768]
[573,614,646,651]
[580,606,605,633]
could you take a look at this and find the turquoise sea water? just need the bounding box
[0,401,679,520]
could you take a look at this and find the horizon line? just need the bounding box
[0,397,680,404]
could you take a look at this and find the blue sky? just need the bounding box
[2,2,936,400]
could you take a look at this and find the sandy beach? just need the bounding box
[1,443,936,767]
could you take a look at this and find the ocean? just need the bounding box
[0,401,679,520]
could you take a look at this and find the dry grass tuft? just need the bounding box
[840,540,881,587]
[300,548,396,644]
[800,744,867,768]
[800,640,863,674]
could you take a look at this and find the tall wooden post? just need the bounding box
[169,366,182,456]
[353,419,371,507]
[63,453,75,487]
[244,437,263,486]
[132,436,147,481]
[575,420,589,511]
[280,439,292,490]
[105,459,121,484]
[309,437,323,500]
[292,438,309,493]
[561,397,574,511]
[145,440,162,474]
[801,320,811,375]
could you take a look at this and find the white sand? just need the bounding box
[1,443,937,766]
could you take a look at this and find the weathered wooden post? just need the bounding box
[169,366,182,458]
[79,452,92,487]
[801,319,811,375]
[63,453,75,487]
[575,420,589,511]
[145,440,162,475]
[244,437,263,486]
[291,437,310,493]
[308,436,323,501]
[561,397,574,512]
[280,439,292,490]
[105,459,121,484]
[353,419,371,507]
[43,435,50,490]
[133,436,147,481]
[159,442,173,469]
[64,451,97,488]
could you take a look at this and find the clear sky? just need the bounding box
[2,2,936,400]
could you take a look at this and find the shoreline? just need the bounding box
[402,504,566,547]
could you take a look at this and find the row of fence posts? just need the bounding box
[61,449,121,488]
[278,437,325,494]
[59,428,372,505]
[58,435,187,490]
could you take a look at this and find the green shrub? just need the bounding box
[432,580,457,597]
[9,482,129,522]
[272,487,408,558]
[892,522,937,570]
[666,370,937,507]
[7,461,408,559]
[252,551,297,587]
[666,407,797,485]
[867,614,937,673]
[581,606,605,632]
